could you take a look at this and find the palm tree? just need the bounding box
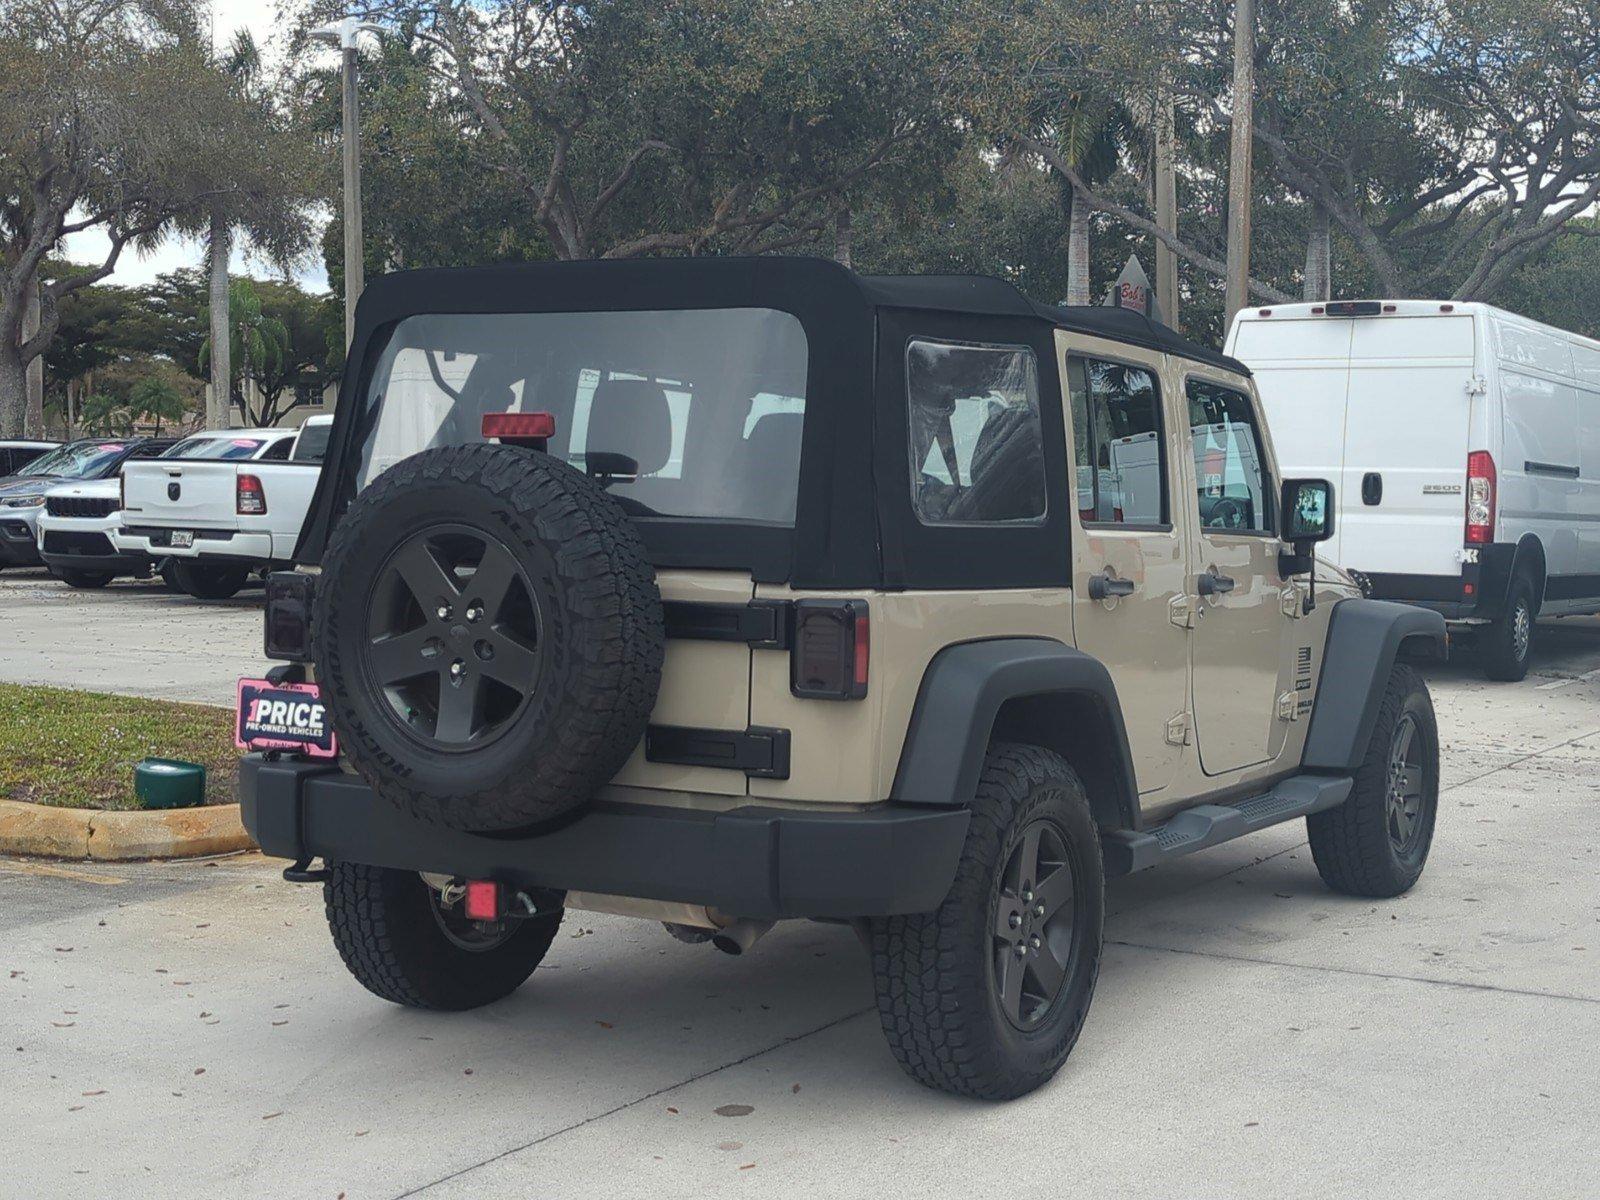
[201,31,263,430]
[1054,96,1127,306]
[199,279,290,426]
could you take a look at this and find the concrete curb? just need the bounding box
[0,797,255,861]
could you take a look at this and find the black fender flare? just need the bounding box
[1303,598,1447,773]
[889,638,1139,829]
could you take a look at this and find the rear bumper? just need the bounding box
[239,755,970,920]
[115,525,273,562]
[1355,543,1515,622]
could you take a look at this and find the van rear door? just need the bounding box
[1338,315,1477,579]
[1232,318,1354,560]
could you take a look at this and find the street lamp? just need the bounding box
[309,18,383,350]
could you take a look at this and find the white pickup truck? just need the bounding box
[114,415,333,599]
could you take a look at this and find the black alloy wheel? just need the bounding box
[363,524,543,750]
[1385,712,1427,857]
[992,818,1082,1030]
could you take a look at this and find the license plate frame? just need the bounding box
[170,530,195,549]
[236,679,338,758]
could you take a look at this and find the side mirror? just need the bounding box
[1278,478,1334,609]
[1281,477,1334,546]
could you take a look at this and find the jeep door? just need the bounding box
[1181,371,1294,775]
[1060,334,1192,797]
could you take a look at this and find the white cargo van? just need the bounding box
[1227,299,1600,680]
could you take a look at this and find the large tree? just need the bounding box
[0,0,311,437]
[296,0,953,265]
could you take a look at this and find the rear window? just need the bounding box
[292,422,332,463]
[162,436,269,461]
[359,309,809,525]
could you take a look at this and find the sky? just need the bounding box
[59,1,337,295]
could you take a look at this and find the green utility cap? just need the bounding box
[134,758,207,810]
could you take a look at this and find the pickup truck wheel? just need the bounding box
[324,862,560,1010]
[314,444,664,831]
[1480,573,1536,681]
[1307,664,1439,898]
[56,568,115,589]
[172,561,249,600]
[869,743,1104,1100]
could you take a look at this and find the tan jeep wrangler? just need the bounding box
[239,258,1446,1100]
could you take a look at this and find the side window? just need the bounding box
[1187,378,1272,533]
[1066,355,1166,526]
[259,438,293,461]
[906,339,1046,525]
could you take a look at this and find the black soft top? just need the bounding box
[301,257,1245,587]
[857,273,1248,375]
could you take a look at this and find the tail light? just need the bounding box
[790,600,868,700]
[1466,451,1495,544]
[237,473,267,515]
[483,412,555,450]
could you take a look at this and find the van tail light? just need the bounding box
[790,600,868,700]
[1465,451,1495,544]
[237,473,267,515]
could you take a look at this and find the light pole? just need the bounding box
[309,18,382,350]
[1224,0,1256,328]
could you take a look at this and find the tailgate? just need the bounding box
[120,461,241,530]
[609,570,754,798]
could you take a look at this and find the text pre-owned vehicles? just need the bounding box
[1227,300,1600,681]
[236,260,1445,1100]
[0,440,58,481]
[0,438,176,573]
[114,416,333,599]
[35,428,298,589]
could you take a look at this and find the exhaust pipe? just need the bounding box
[711,918,774,956]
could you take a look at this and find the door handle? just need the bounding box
[1362,472,1382,505]
[1197,570,1236,596]
[1088,572,1137,601]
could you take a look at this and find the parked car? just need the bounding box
[1228,299,1600,680]
[0,439,59,481]
[236,259,1446,1100]
[0,438,176,572]
[114,416,333,599]
[35,429,298,589]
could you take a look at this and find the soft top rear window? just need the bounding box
[359,308,809,525]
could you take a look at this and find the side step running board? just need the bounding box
[1102,774,1352,877]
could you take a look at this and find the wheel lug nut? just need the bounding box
[1034,904,1045,918]
[467,606,483,623]
[1014,944,1027,958]
[437,605,452,620]
[1030,935,1041,950]
[1021,890,1033,904]
[1008,913,1022,929]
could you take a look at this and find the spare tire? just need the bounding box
[313,444,665,831]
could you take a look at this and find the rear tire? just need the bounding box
[869,743,1104,1100]
[1307,664,1438,898]
[56,568,114,589]
[324,863,561,1010]
[172,561,249,600]
[1480,573,1536,681]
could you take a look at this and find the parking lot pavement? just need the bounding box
[0,568,265,706]
[2,621,1599,1199]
